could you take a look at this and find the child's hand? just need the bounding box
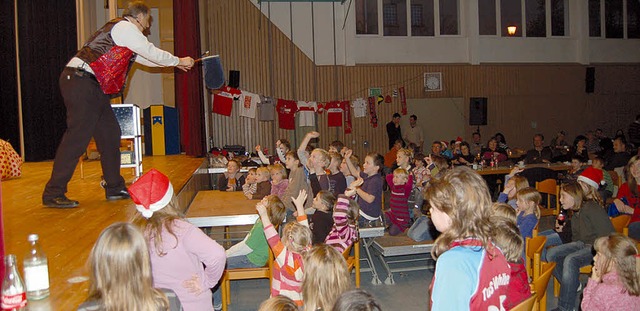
[255,145,262,152]
[344,187,357,197]
[508,166,524,177]
[256,201,268,215]
[307,131,320,138]
[183,274,205,296]
[276,140,282,147]
[591,260,603,282]
[424,155,433,165]
[351,177,364,188]
[292,190,308,209]
[344,148,352,158]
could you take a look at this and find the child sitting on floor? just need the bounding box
[77,222,182,311]
[268,163,289,199]
[258,190,313,306]
[242,168,258,199]
[325,182,362,253]
[249,167,271,200]
[515,187,541,240]
[302,244,351,311]
[217,159,245,191]
[385,168,414,235]
[130,169,226,311]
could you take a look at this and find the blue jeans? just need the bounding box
[546,241,594,311]
[538,229,563,261]
[407,215,434,242]
[212,255,261,308]
[628,222,640,240]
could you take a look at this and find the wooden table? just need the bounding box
[186,190,259,228]
[475,163,571,176]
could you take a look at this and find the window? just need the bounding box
[479,0,497,35]
[356,0,378,35]
[550,0,568,36]
[501,0,522,36]
[383,0,407,36]
[439,0,459,35]
[525,0,546,37]
[588,0,601,37]
[605,0,623,38]
[628,0,640,38]
[411,0,435,36]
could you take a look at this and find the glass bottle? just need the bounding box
[1,254,27,310]
[23,234,50,300]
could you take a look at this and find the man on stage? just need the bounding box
[43,1,195,208]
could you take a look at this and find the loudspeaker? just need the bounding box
[469,97,487,126]
[229,70,240,88]
[585,67,595,93]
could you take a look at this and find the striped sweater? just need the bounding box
[325,195,359,253]
[385,174,414,230]
[264,215,309,306]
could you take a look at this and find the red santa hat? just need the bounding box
[128,168,174,218]
[440,141,448,149]
[577,166,604,189]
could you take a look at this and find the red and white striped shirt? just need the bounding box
[325,195,359,253]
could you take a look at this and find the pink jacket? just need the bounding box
[581,271,640,311]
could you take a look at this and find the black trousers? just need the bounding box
[43,67,125,200]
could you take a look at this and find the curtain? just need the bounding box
[173,0,206,157]
[0,1,20,154]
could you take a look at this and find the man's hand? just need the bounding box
[177,57,195,72]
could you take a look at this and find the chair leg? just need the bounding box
[221,278,228,311]
[541,291,547,311]
[553,277,560,297]
[225,279,231,305]
[355,242,361,288]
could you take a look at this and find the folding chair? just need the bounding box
[525,236,546,279]
[221,250,273,311]
[610,214,631,236]
[511,294,536,311]
[342,240,361,288]
[536,179,560,217]
[531,261,556,311]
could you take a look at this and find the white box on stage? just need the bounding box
[112,104,143,177]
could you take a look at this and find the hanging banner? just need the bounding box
[399,86,407,115]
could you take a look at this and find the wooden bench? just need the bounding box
[372,234,434,284]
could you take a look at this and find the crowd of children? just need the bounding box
[75,126,640,311]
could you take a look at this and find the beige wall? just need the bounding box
[201,0,640,157]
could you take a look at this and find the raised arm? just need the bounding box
[344,148,361,176]
[255,145,270,165]
[297,131,320,170]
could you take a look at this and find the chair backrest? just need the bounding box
[536,179,560,216]
[510,294,536,311]
[525,236,547,278]
[342,242,354,261]
[532,261,556,303]
[611,215,632,234]
[536,179,557,195]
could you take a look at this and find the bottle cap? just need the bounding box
[27,234,39,242]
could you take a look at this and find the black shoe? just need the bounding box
[106,189,131,201]
[43,196,79,208]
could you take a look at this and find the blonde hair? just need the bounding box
[257,295,298,311]
[426,166,494,259]
[282,222,312,254]
[133,196,183,257]
[490,216,524,262]
[256,167,271,180]
[264,195,287,228]
[516,187,541,219]
[268,163,288,179]
[312,148,331,168]
[577,179,604,206]
[624,155,639,197]
[561,182,585,211]
[86,222,170,310]
[302,244,351,311]
[593,233,640,296]
[397,148,414,161]
[393,167,409,180]
[491,202,517,221]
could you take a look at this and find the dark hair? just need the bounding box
[333,289,382,311]
[432,140,442,146]
[472,132,481,137]
[285,151,302,167]
[392,113,401,119]
[494,133,506,144]
[573,135,587,147]
[534,133,545,141]
[367,153,384,174]
[330,140,345,151]
[279,139,292,151]
[410,114,417,120]
[122,1,150,17]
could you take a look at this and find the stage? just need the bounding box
[1,155,207,310]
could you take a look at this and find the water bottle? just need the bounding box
[23,234,50,300]
[1,254,27,310]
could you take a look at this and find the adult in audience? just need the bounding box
[604,136,632,171]
[386,113,403,150]
[524,133,553,164]
[596,129,613,157]
[550,130,570,161]
[470,131,483,156]
[481,137,507,164]
[494,132,510,152]
[569,135,589,163]
[451,141,475,166]
[585,130,601,154]
[403,114,424,153]
[629,114,640,150]
[430,141,452,159]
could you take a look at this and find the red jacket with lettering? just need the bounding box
[430,238,511,311]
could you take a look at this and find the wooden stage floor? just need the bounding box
[1,155,206,310]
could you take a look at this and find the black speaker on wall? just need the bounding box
[469,97,488,126]
[229,70,240,88]
[585,67,595,93]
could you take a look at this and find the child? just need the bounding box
[592,155,614,204]
[129,169,226,311]
[256,139,291,165]
[613,155,640,239]
[217,159,245,191]
[561,155,585,184]
[344,148,384,226]
[497,166,528,209]
[491,202,517,220]
[329,140,345,154]
[213,195,286,308]
[302,244,351,311]
[242,168,258,199]
[515,187,541,240]
[327,151,347,196]
[282,151,313,215]
[577,166,605,206]
[385,168,414,235]
[395,148,414,171]
[340,154,360,187]
[426,167,510,310]
[307,189,336,245]
[581,233,640,310]
[258,295,298,311]
[489,215,531,310]
[306,147,332,197]
[325,185,361,253]
[268,163,289,199]
[249,167,271,200]
[333,289,382,311]
[258,190,313,306]
[78,222,182,311]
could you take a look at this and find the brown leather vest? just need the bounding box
[76,18,136,95]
